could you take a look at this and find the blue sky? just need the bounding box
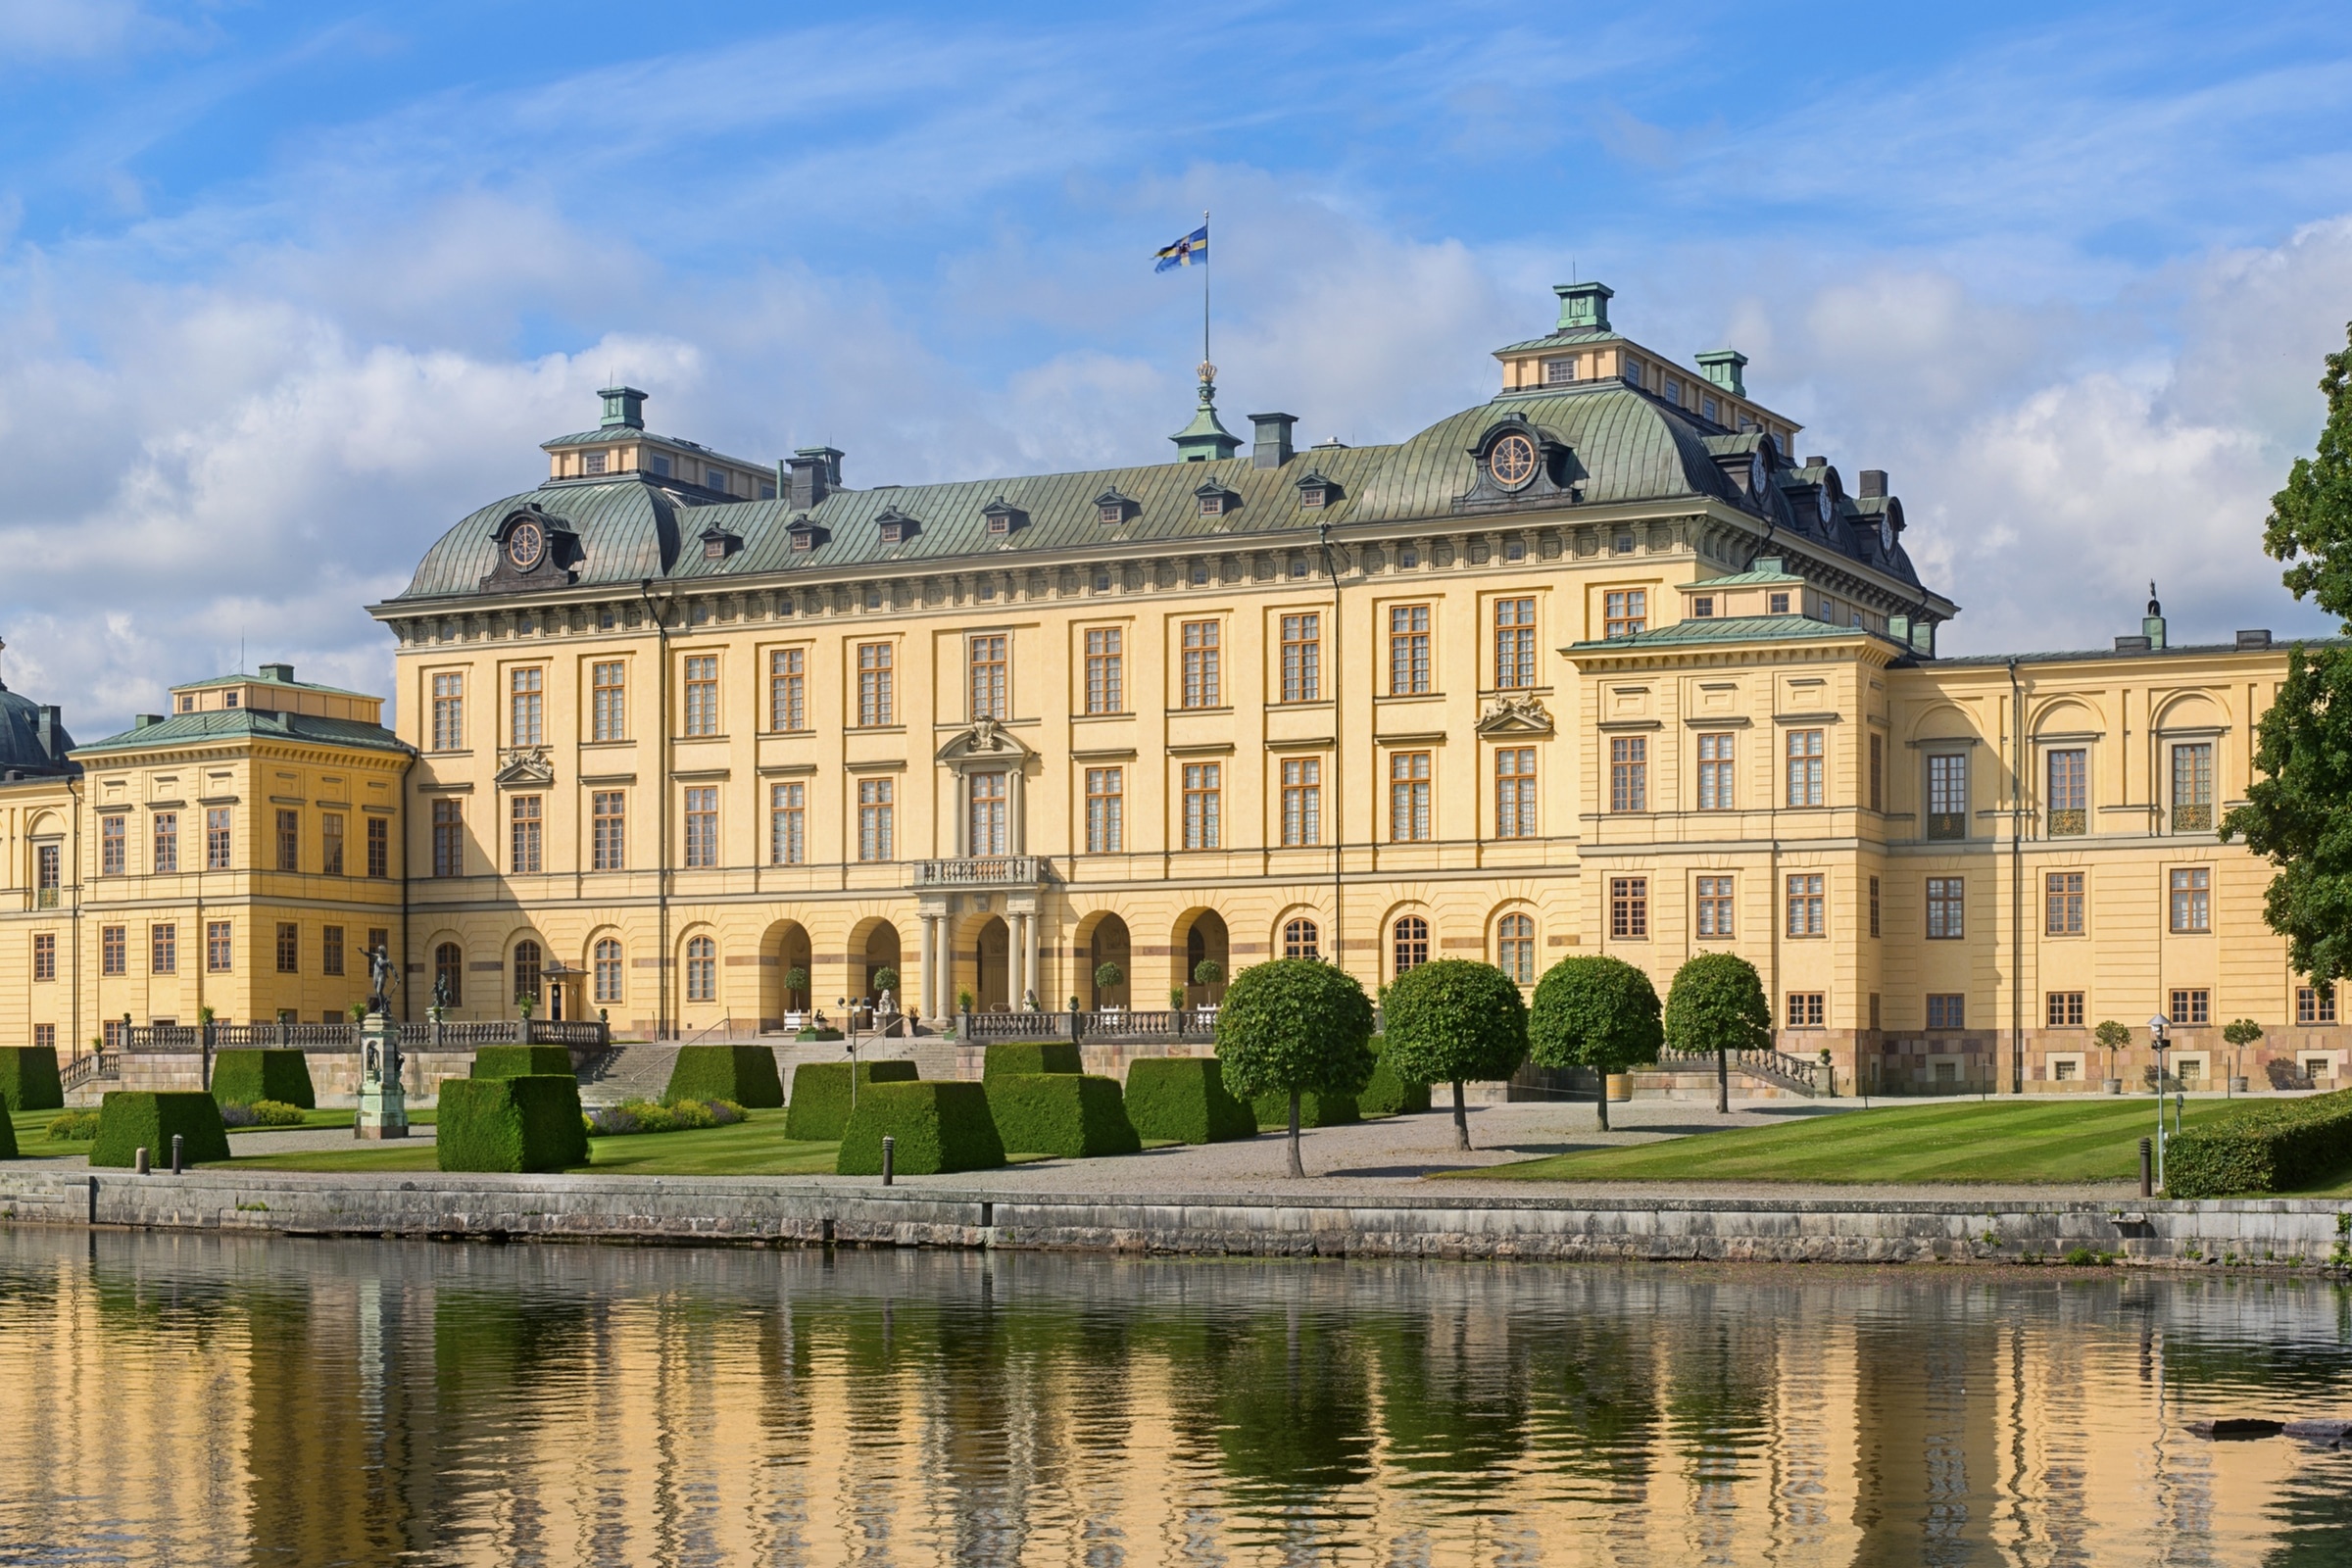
[3,0,2350,731]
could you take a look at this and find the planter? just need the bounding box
[2102,1078,2124,1095]
[2229,1076,2251,1095]
[1605,1073,1633,1102]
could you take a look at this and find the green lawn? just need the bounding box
[227,1111,840,1176]
[5,1102,436,1160]
[1470,1099,2268,1186]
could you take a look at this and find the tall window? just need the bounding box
[100,816,124,877]
[1085,768,1123,853]
[1495,748,1537,838]
[1868,733,1884,812]
[1496,913,1536,983]
[35,844,59,907]
[594,939,624,1004]
[431,672,465,752]
[2168,988,2211,1027]
[1280,613,1322,702]
[1869,875,1881,938]
[683,787,718,868]
[1283,917,1320,959]
[32,932,56,981]
[858,779,895,860]
[1281,758,1323,847]
[1610,736,1646,812]
[206,921,231,973]
[1787,873,1825,937]
[151,923,176,974]
[1786,729,1826,808]
[2299,985,2339,1025]
[1696,875,1735,938]
[592,661,627,741]
[321,812,345,876]
[434,942,463,1006]
[367,816,389,878]
[1494,598,1536,688]
[513,941,543,1010]
[1603,589,1646,638]
[152,812,177,874]
[275,809,300,872]
[322,925,345,977]
[1390,752,1433,841]
[2170,866,2211,932]
[1390,605,1431,695]
[968,772,1008,856]
[2046,872,2084,935]
[769,783,805,865]
[1181,620,1222,707]
[1697,733,1735,809]
[275,921,300,974]
[1610,877,1648,940]
[510,795,543,874]
[768,648,806,731]
[1926,995,1964,1030]
[1926,876,1965,939]
[1393,915,1429,975]
[684,936,716,1004]
[101,925,125,976]
[2172,743,2214,832]
[2047,749,2087,836]
[589,792,624,871]
[1085,628,1123,713]
[2047,992,2085,1028]
[857,643,894,726]
[1183,763,1221,850]
[969,635,1007,720]
[1926,753,1967,838]
[206,808,231,870]
[510,666,544,747]
[432,799,463,877]
[682,655,719,736]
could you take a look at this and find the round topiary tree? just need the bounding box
[1094,961,1125,1004]
[1663,953,1771,1114]
[1528,956,1662,1131]
[872,966,901,1000]
[1194,958,1225,996]
[783,966,810,1007]
[1378,959,1528,1151]
[2223,1017,2264,1088]
[1215,959,1376,1177]
[2092,1019,2130,1087]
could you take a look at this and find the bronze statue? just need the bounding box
[366,944,396,1017]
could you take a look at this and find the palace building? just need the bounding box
[3,279,2343,1093]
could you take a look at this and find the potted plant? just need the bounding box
[1170,986,1186,1011]
[2222,1018,2263,1096]
[1193,958,1224,1004]
[2093,1020,2130,1094]
[516,992,535,1019]
[1095,960,1125,1010]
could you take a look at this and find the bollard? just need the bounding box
[882,1134,896,1187]
[171,1134,183,1176]
[2139,1137,2153,1199]
[134,1146,150,1176]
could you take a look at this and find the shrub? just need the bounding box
[0,1109,13,1157]
[438,1075,588,1172]
[1380,959,1528,1148]
[1123,1056,1257,1144]
[796,1027,846,1042]
[1250,1089,1359,1129]
[836,1082,1005,1175]
[1530,956,1663,1131]
[587,1098,747,1136]
[785,1060,920,1140]
[89,1092,231,1167]
[1356,1043,1432,1118]
[210,1049,318,1110]
[664,1045,785,1108]
[219,1099,307,1129]
[1216,958,1376,1175]
[0,1045,64,1112]
[2166,1090,2352,1197]
[471,1046,576,1079]
[47,1108,101,1142]
[982,1041,1082,1081]
[986,1072,1141,1158]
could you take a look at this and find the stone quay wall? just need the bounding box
[73,1053,480,1107]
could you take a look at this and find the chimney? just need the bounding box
[1803,455,1827,469]
[1249,413,1297,469]
[1552,280,1614,333]
[788,447,844,509]
[2236,628,2273,649]
[1858,469,1887,499]
[599,386,648,429]
[133,713,163,729]
[259,662,294,683]
[1695,349,1747,396]
[37,706,59,760]
[2143,583,2167,651]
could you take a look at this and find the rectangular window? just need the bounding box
[1183,763,1221,850]
[1691,595,1714,618]
[967,771,1008,857]
[2169,866,2211,932]
[595,942,623,1004]
[1495,747,1537,838]
[2046,871,2084,936]
[1086,767,1124,854]
[207,920,231,973]
[2047,749,2087,836]
[2298,985,2339,1025]
[1696,875,1735,939]
[367,816,388,878]
[431,672,464,752]
[275,921,299,975]
[592,661,627,741]
[101,925,126,976]
[206,808,231,871]
[1282,758,1323,847]
[857,643,895,726]
[321,812,345,876]
[509,666,544,747]
[100,815,124,877]
[683,786,718,868]
[1544,356,1576,385]
[1787,873,1825,937]
[967,634,1010,721]
[510,795,542,874]
[431,798,463,878]
[1869,734,1884,812]
[1869,874,1882,938]
[275,809,300,873]
[1494,597,1536,689]
[1697,732,1736,810]
[1389,605,1431,695]
[2169,988,2211,1027]
[1786,729,1825,808]
[768,648,806,731]
[1390,751,1433,841]
[858,779,895,861]
[682,655,719,736]
[1076,626,1124,714]
[1280,613,1321,702]
[1926,753,1968,838]
[2172,743,2214,832]
[1926,876,1966,939]
[35,843,59,907]
[584,451,607,475]
[1788,992,1826,1028]
[1927,994,1965,1030]
[147,923,175,975]
[768,782,805,865]
[1603,590,1646,639]
[1181,620,1222,708]
[1768,591,1791,614]
[31,1022,53,1053]
[592,791,626,870]
[148,811,178,875]
[32,932,56,982]
[1610,736,1647,812]
[2047,991,2085,1028]
[1610,876,1648,940]
[322,924,345,977]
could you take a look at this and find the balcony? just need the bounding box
[912,857,1053,889]
[2173,803,2213,834]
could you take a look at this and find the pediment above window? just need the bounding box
[494,748,556,787]
[1476,695,1554,736]
[934,717,1037,768]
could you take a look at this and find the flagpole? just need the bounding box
[1200,209,1211,370]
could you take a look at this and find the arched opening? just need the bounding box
[966,916,1009,1012]
[592,937,624,1009]
[1086,913,1132,1009]
[1495,911,1538,985]
[861,921,902,1005]
[1282,916,1321,961]
[1179,909,1230,1004]
[432,942,464,1010]
[512,939,544,1014]
[765,919,813,1029]
[1392,914,1431,979]
[683,935,717,1005]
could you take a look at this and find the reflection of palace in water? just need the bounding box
[2,1231,2345,1564]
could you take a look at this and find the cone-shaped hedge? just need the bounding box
[0,1046,63,1112]
[785,1060,920,1141]
[471,1045,576,1079]
[664,1045,784,1108]
[210,1049,317,1110]
[982,1041,1082,1080]
[89,1092,231,1167]
[836,1082,1006,1175]
[1123,1056,1257,1144]
[437,1075,588,1172]
[987,1072,1141,1158]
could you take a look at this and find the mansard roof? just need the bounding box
[0,679,75,777]
[74,710,410,757]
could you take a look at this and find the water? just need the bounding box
[3,1232,2350,1566]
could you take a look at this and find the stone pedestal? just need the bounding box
[355,1011,409,1140]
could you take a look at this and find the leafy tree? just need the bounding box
[2092,1019,2130,1086]
[1379,959,1529,1151]
[782,965,809,1004]
[2223,1017,2264,1085]
[1094,960,1125,992]
[1529,956,1662,1131]
[1215,959,1375,1177]
[871,966,900,998]
[1663,953,1770,1115]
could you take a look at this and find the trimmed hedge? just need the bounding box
[987,1072,1141,1158]
[1123,1056,1256,1145]
[437,1075,588,1172]
[89,1092,231,1167]
[982,1041,1083,1080]
[210,1049,317,1110]
[2166,1090,2352,1198]
[795,1027,845,1042]
[1357,1043,1433,1118]
[665,1045,785,1109]
[1250,1088,1360,1130]
[0,1108,15,1158]
[837,1082,1006,1175]
[785,1060,920,1141]
[0,1046,63,1112]
[471,1045,576,1080]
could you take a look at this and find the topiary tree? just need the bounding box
[783,965,810,1008]
[1664,953,1771,1114]
[1194,958,1225,999]
[2093,1019,2131,1086]
[1215,958,1375,1177]
[1094,961,1125,1003]
[2223,1017,2264,1087]
[1378,960,1528,1150]
[1528,956,1662,1131]
[872,966,900,999]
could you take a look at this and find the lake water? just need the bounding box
[2,1230,2349,1566]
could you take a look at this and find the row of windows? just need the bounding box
[1600,867,2224,941]
[1609,729,1829,814]
[36,919,385,979]
[90,808,386,878]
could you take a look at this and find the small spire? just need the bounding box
[2147,580,2161,616]
[1170,363,1241,462]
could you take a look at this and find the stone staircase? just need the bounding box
[577,1044,681,1106]
[582,1035,943,1105]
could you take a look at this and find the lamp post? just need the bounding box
[2148,1013,2171,1191]
[841,998,859,1109]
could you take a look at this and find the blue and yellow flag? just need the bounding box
[1154,223,1208,271]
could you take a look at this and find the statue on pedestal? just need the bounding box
[355,944,409,1141]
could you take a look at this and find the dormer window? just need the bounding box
[584,452,608,475]
[1298,485,1325,510]
[1093,488,1135,525]
[1098,504,1122,525]
[1198,494,1224,518]
[1692,596,1715,618]
[787,515,822,553]
[876,508,917,546]
[1769,591,1791,614]
[650,454,672,478]
[700,526,740,561]
[1294,469,1337,511]
[1623,358,1644,386]
[1195,482,1236,519]
[706,467,725,490]
[1544,356,1576,385]
[224,692,239,709]
[178,695,195,713]
[982,497,1026,536]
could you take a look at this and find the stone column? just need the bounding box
[1024,906,1042,1008]
[1010,766,1027,856]
[919,915,938,1020]
[954,771,969,857]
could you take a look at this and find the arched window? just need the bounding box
[1496,913,1537,984]
[433,942,463,1008]
[685,936,717,1003]
[593,939,623,1004]
[512,940,543,1010]
[1393,915,1430,976]
[1283,917,1320,960]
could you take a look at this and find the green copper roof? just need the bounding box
[1169,376,1242,462]
[1568,614,1885,653]
[74,710,411,757]
[173,671,377,700]
[1691,559,1807,588]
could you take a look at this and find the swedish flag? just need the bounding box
[1154,223,1208,271]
